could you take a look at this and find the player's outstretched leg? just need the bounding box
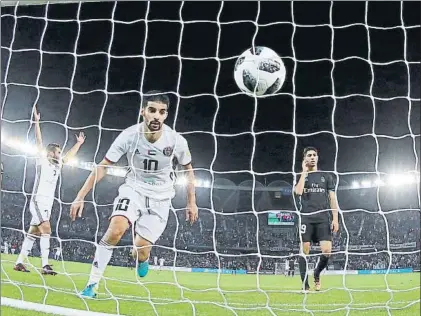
[133,235,152,278]
[299,242,311,293]
[80,216,129,298]
[132,201,170,278]
[14,227,39,273]
[37,221,57,276]
[313,240,331,291]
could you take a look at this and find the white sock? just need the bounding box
[40,234,50,267]
[16,235,36,265]
[88,239,113,287]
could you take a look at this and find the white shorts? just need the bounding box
[110,184,170,244]
[29,199,52,226]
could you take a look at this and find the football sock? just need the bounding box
[16,234,36,265]
[314,254,330,279]
[40,234,50,267]
[298,256,309,288]
[88,239,113,286]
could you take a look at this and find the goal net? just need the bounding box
[1,1,420,315]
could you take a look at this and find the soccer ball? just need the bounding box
[234,46,286,96]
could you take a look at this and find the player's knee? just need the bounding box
[302,243,310,254]
[106,227,125,244]
[28,225,41,236]
[107,216,129,243]
[38,222,51,235]
[320,243,332,256]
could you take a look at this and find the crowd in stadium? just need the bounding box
[1,161,420,273]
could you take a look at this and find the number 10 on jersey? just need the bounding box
[143,159,158,172]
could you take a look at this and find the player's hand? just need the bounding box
[75,132,86,144]
[186,202,198,225]
[302,160,309,172]
[70,197,85,221]
[331,219,339,233]
[33,107,41,122]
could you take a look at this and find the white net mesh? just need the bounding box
[1,1,420,316]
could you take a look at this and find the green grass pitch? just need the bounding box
[1,254,419,316]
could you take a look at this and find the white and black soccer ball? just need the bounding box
[234,46,286,96]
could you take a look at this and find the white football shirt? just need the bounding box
[105,123,191,200]
[32,156,61,207]
[159,258,165,266]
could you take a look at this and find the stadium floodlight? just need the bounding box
[66,158,79,166]
[374,179,385,187]
[17,141,38,155]
[361,180,371,188]
[387,174,415,186]
[351,181,360,189]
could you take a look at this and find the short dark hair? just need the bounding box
[46,143,60,153]
[303,146,318,158]
[142,90,170,109]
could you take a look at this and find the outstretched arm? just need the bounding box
[70,158,113,220]
[62,132,86,164]
[33,107,43,152]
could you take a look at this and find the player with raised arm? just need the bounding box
[294,147,339,292]
[70,91,198,299]
[14,107,86,275]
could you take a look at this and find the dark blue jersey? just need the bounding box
[295,171,336,223]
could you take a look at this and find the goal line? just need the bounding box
[1,297,124,316]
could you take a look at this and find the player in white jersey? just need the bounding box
[158,258,165,271]
[70,91,199,299]
[4,241,9,254]
[153,256,158,266]
[14,107,85,275]
[54,247,62,261]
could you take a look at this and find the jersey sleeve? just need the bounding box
[174,134,192,166]
[327,173,336,191]
[105,131,130,163]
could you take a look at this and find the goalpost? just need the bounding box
[1,1,420,316]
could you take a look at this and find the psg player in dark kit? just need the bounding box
[294,147,339,292]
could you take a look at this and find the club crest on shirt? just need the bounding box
[321,176,325,182]
[163,146,174,157]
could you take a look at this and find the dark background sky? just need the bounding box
[1,1,420,186]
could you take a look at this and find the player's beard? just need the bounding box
[147,120,161,132]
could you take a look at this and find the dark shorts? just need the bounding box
[300,222,332,243]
